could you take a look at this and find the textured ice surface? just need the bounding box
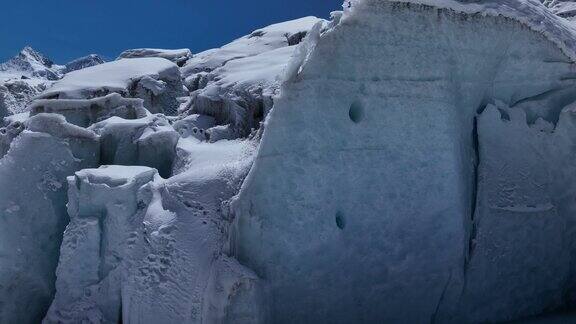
[5,1,576,323]
[39,58,184,115]
[0,47,60,115]
[172,114,215,141]
[118,48,193,67]
[234,1,576,323]
[30,93,147,127]
[542,0,576,19]
[44,166,158,324]
[180,17,327,137]
[0,114,99,323]
[458,103,576,322]
[121,138,260,323]
[90,114,179,178]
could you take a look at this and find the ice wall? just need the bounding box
[458,103,576,322]
[0,114,99,323]
[90,115,180,178]
[44,166,158,324]
[234,1,576,323]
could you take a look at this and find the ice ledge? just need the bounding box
[74,165,157,188]
[344,0,576,61]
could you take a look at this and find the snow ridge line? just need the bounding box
[344,0,576,62]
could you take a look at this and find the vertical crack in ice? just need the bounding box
[465,116,480,272]
[431,270,453,324]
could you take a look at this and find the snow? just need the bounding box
[182,17,325,76]
[172,113,215,140]
[0,46,63,81]
[118,48,192,67]
[180,17,328,137]
[29,93,147,127]
[120,138,259,323]
[0,48,103,116]
[39,58,179,100]
[0,47,61,115]
[342,0,576,61]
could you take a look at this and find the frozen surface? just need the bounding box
[542,1,576,19]
[234,1,576,323]
[44,166,158,324]
[5,1,576,323]
[459,103,576,322]
[0,114,99,324]
[90,114,179,178]
[182,17,325,76]
[39,58,183,115]
[121,138,260,323]
[180,17,327,137]
[172,113,215,140]
[30,93,147,127]
[40,58,178,99]
[118,48,192,67]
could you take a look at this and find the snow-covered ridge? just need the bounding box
[0,47,105,115]
[542,0,576,19]
[0,46,62,81]
[343,0,576,61]
[180,16,328,137]
[39,58,179,100]
[118,48,193,67]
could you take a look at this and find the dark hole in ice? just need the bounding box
[349,101,364,123]
[335,211,346,230]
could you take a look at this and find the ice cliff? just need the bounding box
[3,0,576,323]
[234,0,576,323]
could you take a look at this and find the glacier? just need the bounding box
[2,0,576,323]
[234,0,576,323]
[0,47,105,116]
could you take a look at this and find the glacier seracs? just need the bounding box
[0,114,99,323]
[38,57,184,116]
[44,166,158,324]
[180,17,328,137]
[233,0,576,323]
[3,0,576,323]
[0,47,105,116]
[118,48,193,67]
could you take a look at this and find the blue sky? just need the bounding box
[0,0,342,63]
